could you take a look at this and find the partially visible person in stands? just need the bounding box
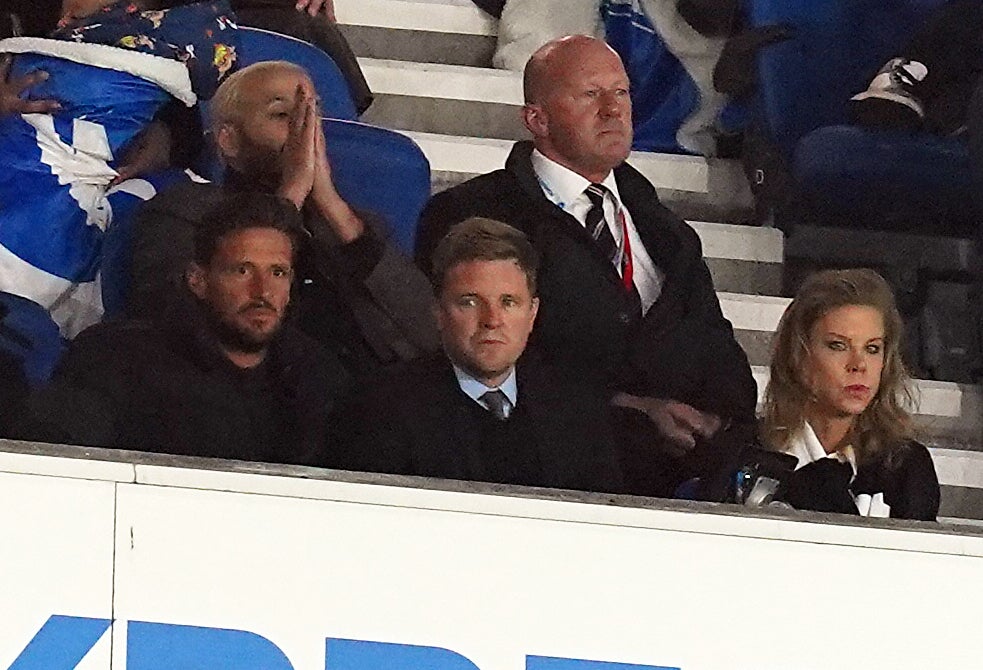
[762,268,940,521]
[129,61,438,378]
[329,217,623,493]
[22,193,347,464]
[850,0,983,136]
[7,0,370,113]
[0,56,60,117]
[0,301,30,438]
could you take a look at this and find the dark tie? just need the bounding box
[480,389,509,421]
[584,183,618,263]
[584,184,637,300]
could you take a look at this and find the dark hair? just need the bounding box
[431,217,539,295]
[193,192,305,267]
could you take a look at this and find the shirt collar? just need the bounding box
[531,148,621,211]
[787,422,857,475]
[452,364,518,407]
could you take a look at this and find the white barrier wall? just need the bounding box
[2,442,983,670]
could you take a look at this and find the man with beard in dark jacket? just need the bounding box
[23,193,346,465]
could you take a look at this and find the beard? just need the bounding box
[202,300,282,356]
[228,136,284,188]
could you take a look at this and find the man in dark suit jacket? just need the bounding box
[415,35,756,497]
[330,217,623,493]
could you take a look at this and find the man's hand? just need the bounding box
[276,84,318,209]
[612,393,722,458]
[295,0,336,21]
[109,120,172,187]
[310,105,364,243]
[0,55,60,118]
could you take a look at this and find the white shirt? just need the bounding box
[785,422,891,518]
[530,149,664,314]
[452,365,518,419]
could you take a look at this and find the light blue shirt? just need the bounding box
[452,365,518,418]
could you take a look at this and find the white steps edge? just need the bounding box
[336,0,497,36]
[932,448,983,489]
[691,222,783,264]
[718,291,788,332]
[407,130,717,194]
[359,57,522,106]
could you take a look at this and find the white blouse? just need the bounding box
[785,423,891,518]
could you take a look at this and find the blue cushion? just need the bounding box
[747,0,950,154]
[323,119,431,254]
[793,124,970,218]
[237,26,357,120]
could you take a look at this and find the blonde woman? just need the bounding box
[762,269,939,520]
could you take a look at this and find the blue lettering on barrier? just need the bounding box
[7,615,111,670]
[527,656,678,670]
[7,617,680,670]
[327,639,480,670]
[127,621,294,669]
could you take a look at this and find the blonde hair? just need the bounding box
[762,268,914,463]
[208,60,309,136]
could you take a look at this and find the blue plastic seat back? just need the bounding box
[323,119,431,254]
[236,26,358,120]
[0,292,66,388]
[747,0,950,154]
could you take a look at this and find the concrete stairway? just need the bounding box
[332,0,983,521]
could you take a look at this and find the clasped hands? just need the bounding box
[276,84,363,243]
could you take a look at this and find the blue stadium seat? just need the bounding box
[746,0,968,229]
[236,26,358,121]
[323,119,431,254]
[0,292,65,388]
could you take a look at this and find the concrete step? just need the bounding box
[693,223,783,296]
[930,449,983,522]
[358,58,526,142]
[335,0,496,67]
[408,130,754,221]
[785,226,977,281]
[720,292,786,366]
